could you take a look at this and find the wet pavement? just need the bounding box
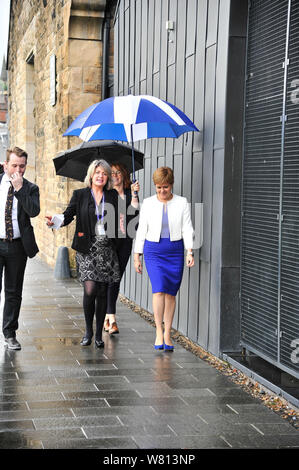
[0,256,298,450]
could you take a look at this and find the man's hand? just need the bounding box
[10,172,23,191]
[45,215,54,227]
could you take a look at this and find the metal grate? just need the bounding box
[280,0,299,375]
[241,0,299,378]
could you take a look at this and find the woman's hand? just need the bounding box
[134,254,143,274]
[45,215,54,227]
[131,181,140,196]
[186,253,194,267]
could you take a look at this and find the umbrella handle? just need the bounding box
[130,124,137,195]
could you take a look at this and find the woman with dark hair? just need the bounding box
[104,162,139,335]
[46,159,122,348]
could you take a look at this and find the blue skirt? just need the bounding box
[144,237,184,296]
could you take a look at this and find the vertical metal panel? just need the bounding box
[124,7,130,93]
[153,0,162,74]
[129,0,135,88]
[206,0,219,47]
[165,63,175,168]
[134,0,142,95]
[174,0,186,156]
[134,169,144,307]
[186,0,197,57]
[158,0,169,157]
[167,0,177,66]
[214,0,230,150]
[184,55,196,202]
[147,0,155,95]
[188,152,203,341]
[201,44,217,263]
[208,147,225,355]
[198,262,210,349]
[193,0,208,153]
[179,267,190,335]
[114,15,119,99]
[172,153,183,329]
[140,0,148,81]
[118,0,125,94]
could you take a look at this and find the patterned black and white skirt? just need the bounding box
[76,236,120,283]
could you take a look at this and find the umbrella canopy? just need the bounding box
[63,95,199,144]
[53,140,144,182]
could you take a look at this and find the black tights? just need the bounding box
[83,281,107,341]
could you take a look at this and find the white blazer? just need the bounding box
[134,194,194,254]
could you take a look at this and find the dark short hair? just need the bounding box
[111,162,131,189]
[6,147,28,162]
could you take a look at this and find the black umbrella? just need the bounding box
[53,140,144,182]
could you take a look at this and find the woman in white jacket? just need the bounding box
[134,167,194,351]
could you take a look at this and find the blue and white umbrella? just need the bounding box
[63,94,199,179]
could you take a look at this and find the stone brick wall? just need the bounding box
[8,0,108,272]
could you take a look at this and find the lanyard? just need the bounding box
[91,190,105,222]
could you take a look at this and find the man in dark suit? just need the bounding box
[0,146,40,350]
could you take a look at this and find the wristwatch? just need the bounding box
[187,251,193,256]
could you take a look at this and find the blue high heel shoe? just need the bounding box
[164,343,174,351]
[154,343,164,350]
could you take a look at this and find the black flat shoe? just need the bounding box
[95,339,104,348]
[80,337,92,346]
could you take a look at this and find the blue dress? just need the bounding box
[143,207,184,296]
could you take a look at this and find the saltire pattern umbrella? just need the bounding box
[63,94,199,180]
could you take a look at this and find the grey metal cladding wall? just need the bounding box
[280,1,299,375]
[115,0,230,355]
[241,0,288,360]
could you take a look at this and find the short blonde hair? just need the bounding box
[84,159,112,189]
[153,167,174,185]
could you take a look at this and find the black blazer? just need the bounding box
[63,187,121,254]
[0,174,40,258]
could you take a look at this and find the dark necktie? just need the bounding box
[5,184,14,241]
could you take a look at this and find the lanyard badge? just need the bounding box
[91,190,106,236]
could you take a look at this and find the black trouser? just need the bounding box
[106,239,132,314]
[0,239,27,339]
[83,281,108,341]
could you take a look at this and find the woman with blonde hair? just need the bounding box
[134,167,195,351]
[46,159,121,348]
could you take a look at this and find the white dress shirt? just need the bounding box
[0,173,21,239]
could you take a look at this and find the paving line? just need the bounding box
[226,404,239,414]
[220,435,233,448]
[104,398,111,407]
[167,424,178,436]
[197,414,209,424]
[250,423,265,435]
[178,396,190,406]
[206,388,216,396]
[175,363,184,369]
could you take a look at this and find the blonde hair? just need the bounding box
[153,167,174,185]
[84,159,112,189]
